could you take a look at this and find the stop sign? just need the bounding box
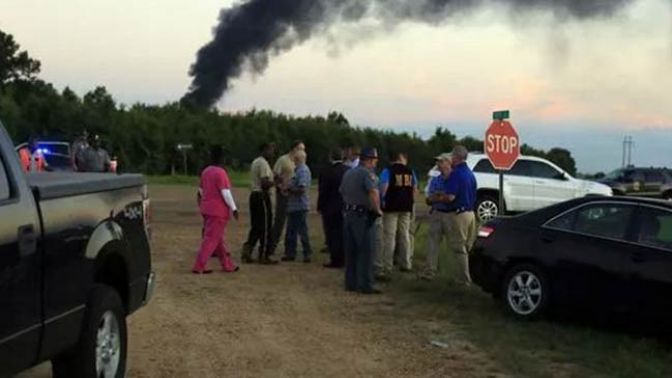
[485,120,520,170]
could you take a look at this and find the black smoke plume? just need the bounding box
[182,0,636,108]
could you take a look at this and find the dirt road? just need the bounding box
[22,185,503,378]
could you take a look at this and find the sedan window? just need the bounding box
[624,170,645,182]
[637,208,672,251]
[546,204,634,240]
[644,170,664,183]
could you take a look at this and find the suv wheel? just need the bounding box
[52,285,127,378]
[475,195,501,222]
[501,264,550,320]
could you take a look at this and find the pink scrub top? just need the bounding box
[199,166,232,219]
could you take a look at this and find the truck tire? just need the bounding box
[475,195,501,223]
[52,285,127,378]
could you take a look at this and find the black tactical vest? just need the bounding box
[383,163,414,212]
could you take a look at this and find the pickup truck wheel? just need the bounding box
[501,264,550,321]
[475,195,501,222]
[52,285,127,378]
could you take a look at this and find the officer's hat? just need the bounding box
[360,147,379,160]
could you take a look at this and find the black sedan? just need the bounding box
[470,196,672,320]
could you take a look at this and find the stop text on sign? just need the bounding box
[484,119,520,171]
[486,134,518,154]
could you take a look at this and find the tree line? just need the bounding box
[0,29,577,177]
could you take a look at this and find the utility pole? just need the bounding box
[622,137,626,168]
[622,136,634,168]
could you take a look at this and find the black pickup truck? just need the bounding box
[0,122,153,378]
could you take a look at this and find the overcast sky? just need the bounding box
[1,0,670,172]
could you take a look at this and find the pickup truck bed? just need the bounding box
[27,172,144,200]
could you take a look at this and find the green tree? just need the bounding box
[546,147,577,176]
[0,30,41,85]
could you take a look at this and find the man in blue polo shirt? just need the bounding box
[424,146,477,283]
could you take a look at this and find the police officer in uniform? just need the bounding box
[340,147,383,294]
[76,134,111,173]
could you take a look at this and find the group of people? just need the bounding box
[17,131,115,173]
[191,141,478,296]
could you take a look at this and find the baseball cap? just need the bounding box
[360,147,379,159]
[435,153,452,161]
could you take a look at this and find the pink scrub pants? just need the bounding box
[193,215,237,272]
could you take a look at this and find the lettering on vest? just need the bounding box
[383,163,414,212]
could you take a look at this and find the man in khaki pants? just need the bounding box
[375,151,418,281]
[423,147,477,283]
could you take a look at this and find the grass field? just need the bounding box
[143,178,672,377]
[148,172,250,188]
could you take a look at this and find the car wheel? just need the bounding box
[501,264,549,320]
[663,191,672,201]
[476,195,501,222]
[52,285,127,378]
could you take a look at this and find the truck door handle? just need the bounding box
[18,225,37,258]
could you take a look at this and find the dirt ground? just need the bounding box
[21,185,505,378]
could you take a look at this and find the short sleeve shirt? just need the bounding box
[340,166,378,208]
[288,164,312,212]
[250,156,273,192]
[273,153,295,188]
[199,166,232,218]
[444,163,477,212]
[428,174,453,212]
[380,168,418,187]
[424,166,441,196]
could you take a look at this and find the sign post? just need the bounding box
[485,111,520,217]
[177,144,193,176]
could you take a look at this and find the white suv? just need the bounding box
[466,153,612,221]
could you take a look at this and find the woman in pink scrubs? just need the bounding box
[192,146,240,274]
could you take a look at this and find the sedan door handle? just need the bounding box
[18,225,37,258]
[541,237,555,244]
[631,252,645,263]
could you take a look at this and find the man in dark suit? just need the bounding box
[318,148,350,268]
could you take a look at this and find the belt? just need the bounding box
[435,207,473,214]
[344,204,368,213]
